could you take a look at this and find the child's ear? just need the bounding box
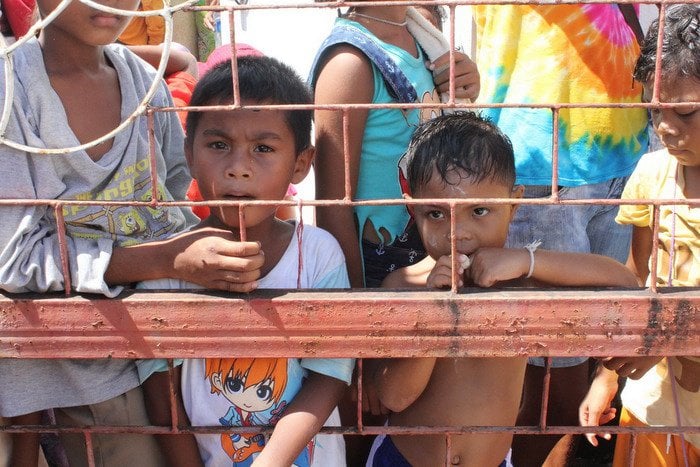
[291,146,315,184]
[403,192,415,216]
[510,185,524,220]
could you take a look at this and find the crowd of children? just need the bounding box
[0,1,698,466]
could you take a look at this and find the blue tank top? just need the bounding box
[312,18,441,244]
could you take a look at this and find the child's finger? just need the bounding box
[584,432,600,447]
[215,279,259,294]
[220,240,263,258]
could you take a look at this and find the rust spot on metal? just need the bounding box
[90,320,104,328]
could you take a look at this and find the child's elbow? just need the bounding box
[380,391,417,413]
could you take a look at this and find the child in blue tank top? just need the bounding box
[311,2,480,290]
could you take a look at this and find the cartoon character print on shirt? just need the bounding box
[62,159,181,246]
[205,358,313,467]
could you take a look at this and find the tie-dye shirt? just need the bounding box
[473,5,649,186]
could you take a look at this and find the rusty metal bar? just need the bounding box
[0,289,697,358]
[1,422,697,436]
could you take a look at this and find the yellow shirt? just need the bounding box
[617,149,700,447]
[118,0,166,46]
[617,149,700,287]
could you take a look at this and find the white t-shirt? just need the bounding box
[138,223,353,466]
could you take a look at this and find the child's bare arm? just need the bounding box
[127,44,199,78]
[106,227,264,292]
[314,46,373,288]
[628,225,652,285]
[142,368,204,467]
[600,356,663,380]
[252,372,345,466]
[579,363,619,447]
[373,358,437,412]
[468,247,639,287]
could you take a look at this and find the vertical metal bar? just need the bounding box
[444,433,452,467]
[85,430,96,467]
[447,5,457,104]
[229,9,241,108]
[650,205,661,293]
[450,202,459,293]
[239,206,247,242]
[539,357,552,430]
[54,204,72,295]
[296,204,304,289]
[629,432,638,466]
[357,358,364,433]
[550,107,560,200]
[147,111,160,213]
[168,359,179,432]
[651,5,667,104]
[342,109,352,201]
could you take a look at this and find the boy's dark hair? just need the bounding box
[634,4,700,84]
[406,112,516,195]
[185,56,313,154]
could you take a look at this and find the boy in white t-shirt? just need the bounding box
[138,56,353,466]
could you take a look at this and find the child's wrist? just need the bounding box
[523,240,542,278]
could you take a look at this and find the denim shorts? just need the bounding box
[506,177,632,367]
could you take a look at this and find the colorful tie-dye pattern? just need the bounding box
[473,5,649,186]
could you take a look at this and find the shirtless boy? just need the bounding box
[368,112,639,466]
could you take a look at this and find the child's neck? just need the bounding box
[39,30,107,75]
[682,165,700,200]
[347,6,417,56]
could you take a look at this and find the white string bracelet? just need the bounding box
[524,240,542,278]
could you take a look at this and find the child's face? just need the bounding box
[38,0,139,45]
[411,167,521,260]
[186,100,313,230]
[644,76,700,167]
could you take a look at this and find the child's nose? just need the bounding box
[225,151,253,179]
[655,112,680,137]
[454,219,475,241]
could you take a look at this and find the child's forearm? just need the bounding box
[374,358,437,412]
[531,250,639,287]
[252,373,345,466]
[105,228,264,292]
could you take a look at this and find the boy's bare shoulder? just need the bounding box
[382,256,436,289]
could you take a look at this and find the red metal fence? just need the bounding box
[0,1,698,466]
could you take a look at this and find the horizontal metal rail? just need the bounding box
[1,288,697,359]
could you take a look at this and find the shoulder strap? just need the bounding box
[309,23,418,103]
[618,4,645,46]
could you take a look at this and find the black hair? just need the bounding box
[185,56,313,154]
[406,112,516,195]
[634,4,700,84]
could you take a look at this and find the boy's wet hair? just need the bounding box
[634,4,700,84]
[406,112,516,195]
[185,56,313,154]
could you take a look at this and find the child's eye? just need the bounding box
[208,141,229,151]
[473,207,490,217]
[254,144,274,153]
[427,210,445,220]
[676,107,697,118]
